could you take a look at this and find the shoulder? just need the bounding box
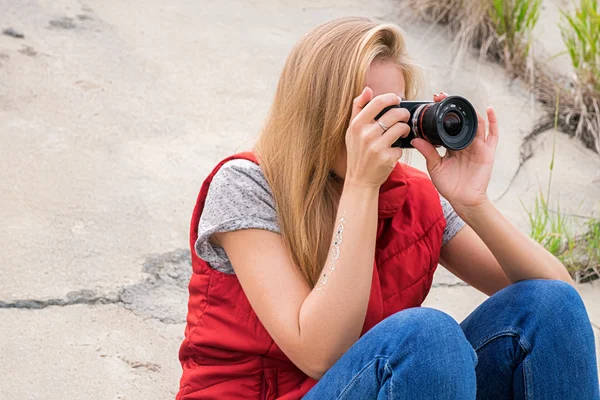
[208,158,274,205]
[196,158,280,266]
[201,157,278,230]
[212,158,267,186]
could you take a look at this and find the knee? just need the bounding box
[380,307,478,366]
[510,279,591,328]
[393,307,463,340]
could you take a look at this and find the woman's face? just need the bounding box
[333,61,406,179]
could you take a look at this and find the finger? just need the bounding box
[379,122,410,148]
[433,91,449,102]
[411,138,442,172]
[486,105,499,148]
[356,93,402,123]
[350,86,373,121]
[474,111,487,143]
[377,107,411,131]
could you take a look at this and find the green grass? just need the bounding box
[521,190,576,266]
[488,0,542,68]
[522,89,599,283]
[560,0,600,92]
[399,0,543,73]
[555,0,600,153]
[585,218,600,264]
[521,175,600,283]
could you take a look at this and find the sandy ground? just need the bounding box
[0,0,598,398]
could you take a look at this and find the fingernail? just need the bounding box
[410,139,415,146]
[397,95,402,104]
[433,93,438,97]
[441,91,448,96]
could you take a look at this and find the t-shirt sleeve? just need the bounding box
[440,194,466,246]
[195,159,280,268]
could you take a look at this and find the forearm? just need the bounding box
[456,199,574,285]
[298,182,378,372]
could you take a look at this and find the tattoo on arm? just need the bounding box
[316,209,347,291]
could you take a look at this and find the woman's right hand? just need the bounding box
[344,86,411,188]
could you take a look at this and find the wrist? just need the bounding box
[453,197,494,223]
[343,179,380,193]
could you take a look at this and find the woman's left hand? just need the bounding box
[411,92,498,212]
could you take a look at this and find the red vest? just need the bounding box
[177,151,446,399]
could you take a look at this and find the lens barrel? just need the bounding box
[374,95,478,150]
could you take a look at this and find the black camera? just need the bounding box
[374,95,478,150]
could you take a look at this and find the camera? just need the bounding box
[374,95,478,150]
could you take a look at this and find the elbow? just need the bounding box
[304,367,325,381]
[305,363,332,381]
[299,355,332,381]
[553,263,575,287]
[558,274,576,288]
[293,347,339,380]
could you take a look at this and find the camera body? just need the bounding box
[374,95,478,150]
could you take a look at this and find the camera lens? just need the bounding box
[442,111,462,136]
[415,96,478,150]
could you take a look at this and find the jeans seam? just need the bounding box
[384,360,393,400]
[523,357,533,400]
[336,356,388,400]
[472,328,531,353]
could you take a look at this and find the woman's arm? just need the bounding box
[217,181,378,380]
[413,92,574,294]
[439,225,512,296]
[455,200,574,285]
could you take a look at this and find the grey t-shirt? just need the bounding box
[195,159,465,274]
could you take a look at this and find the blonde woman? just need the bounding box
[177,17,599,400]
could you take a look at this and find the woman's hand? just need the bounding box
[411,92,499,211]
[344,86,411,189]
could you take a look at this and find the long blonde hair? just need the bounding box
[253,17,423,287]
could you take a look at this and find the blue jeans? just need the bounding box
[303,279,600,399]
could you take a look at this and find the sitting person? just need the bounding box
[176,16,599,400]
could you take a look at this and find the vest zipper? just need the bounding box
[260,357,266,400]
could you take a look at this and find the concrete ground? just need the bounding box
[0,0,598,398]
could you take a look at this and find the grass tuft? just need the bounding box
[399,0,541,76]
[559,0,600,153]
[488,0,542,72]
[521,87,599,283]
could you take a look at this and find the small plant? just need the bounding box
[521,190,576,266]
[561,0,600,92]
[400,0,542,75]
[578,218,600,282]
[586,219,600,262]
[557,0,600,153]
[488,0,542,71]
[522,90,599,283]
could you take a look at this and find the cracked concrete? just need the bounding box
[1,0,599,398]
[1,249,191,324]
[0,289,120,309]
[118,249,191,324]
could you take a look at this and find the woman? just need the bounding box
[177,17,599,399]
